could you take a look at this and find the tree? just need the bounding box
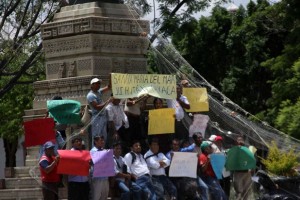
[0,0,60,167]
[0,0,61,98]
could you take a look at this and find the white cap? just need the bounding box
[208,135,217,142]
[90,78,102,85]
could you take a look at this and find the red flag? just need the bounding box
[57,150,91,176]
[24,118,56,147]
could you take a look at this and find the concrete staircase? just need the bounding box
[0,146,67,200]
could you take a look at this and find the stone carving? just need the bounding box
[41,18,150,39]
[43,35,149,58]
[58,63,66,78]
[67,0,122,4]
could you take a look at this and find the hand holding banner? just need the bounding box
[57,150,91,176]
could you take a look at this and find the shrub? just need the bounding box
[261,141,299,177]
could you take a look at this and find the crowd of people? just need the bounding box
[38,77,256,200]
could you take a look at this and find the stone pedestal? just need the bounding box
[26,2,149,111]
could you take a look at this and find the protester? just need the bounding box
[39,141,61,200]
[124,95,149,142]
[199,141,227,200]
[68,137,90,200]
[232,136,254,200]
[209,135,231,198]
[144,138,177,200]
[90,136,110,200]
[112,141,142,200]
[180,79,190,87]
[124,140,157,200]
[106,95,129,148]
[167,84,190,140]
[86,78,111,143]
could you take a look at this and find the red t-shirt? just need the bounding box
[199,153,215,177]
[39,155,60,183]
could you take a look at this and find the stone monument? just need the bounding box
[25,1,149,116]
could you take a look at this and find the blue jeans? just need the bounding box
[201,176,227,200]
[135,174,156,200]
[152,175,177,198]
[116,180,142,200]
[197,176,209,200]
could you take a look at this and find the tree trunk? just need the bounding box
[3,138,18,167]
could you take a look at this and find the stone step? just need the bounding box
[14,167,40,178]
[26,146,40,156]
[5,177,40,189]
[25,159,39,167]
[0,187,67,200]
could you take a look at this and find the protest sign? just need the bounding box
[182,88,209,112]
[111,73,177,99]
[148,108,175,135]
[23,118,55,147]
[91,150,114,177]
[210,153,226,179]
[57,150,91,176]
[169,152,198,178]
[188,114,210,138]
[47,100,81,124]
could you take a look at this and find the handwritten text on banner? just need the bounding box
[112,73,177,99]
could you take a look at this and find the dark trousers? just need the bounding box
[68,181,90,200]
[42,182,59,200]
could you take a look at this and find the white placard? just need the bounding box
[169,152,198,178]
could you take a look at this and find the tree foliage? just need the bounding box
[0,0,60,98]
[170,0,300,138]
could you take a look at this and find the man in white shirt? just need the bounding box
[112,142,142,200]
[106,95,129,148]
[124,140,156,200]
[144,138,177,200]
[167,84,190,140]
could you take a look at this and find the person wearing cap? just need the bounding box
[90,135,110,200]
[180,79,190,88]
[112,142,142,200]
[166,84,190,140]
[106,94,129,149]
[199,141,227,200]
[87,77,111,143]
[209,135,231,198]
[208,134,221,153]
[39,141,61,200]
[68,137,90,200]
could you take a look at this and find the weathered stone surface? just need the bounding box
[42,17,149,39]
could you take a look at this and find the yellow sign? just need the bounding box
[111,73,177,99]
[182,88,209,112]
[148,108,175,135]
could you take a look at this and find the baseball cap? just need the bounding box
[43,141,55,150]
[181,80,189,85]
[200,141,211,151]
[90,78,102,85]
[208,135,217,142]
[215,136,223,141]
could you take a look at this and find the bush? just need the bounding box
[261,141,299,177]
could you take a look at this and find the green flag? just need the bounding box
[225,146,256,171]
[47,100,81,125]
